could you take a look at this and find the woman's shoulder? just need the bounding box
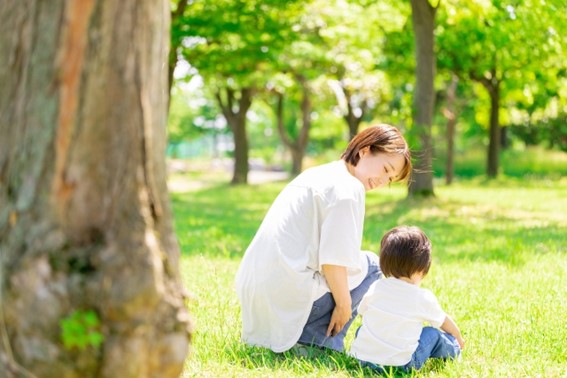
[287,161,364,205]
[299,160,344,177]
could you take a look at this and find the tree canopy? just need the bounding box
[169,0,566,185]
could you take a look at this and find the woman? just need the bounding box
[235,124,412,353]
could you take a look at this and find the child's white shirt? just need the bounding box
[349,277,446,366]
[235,160,368,352]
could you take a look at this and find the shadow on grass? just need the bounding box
[171,180,566,266]
[224,343,419,377]
[363,196,566,267]
[171,182,285,258]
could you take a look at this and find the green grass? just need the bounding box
[173,169,567,377]
[432,146,567,179]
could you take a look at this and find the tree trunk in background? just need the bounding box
[216,88,253,184]
[293,76,312,175]
[444,74,458,185]
[475,69,501,178]
[275,76,311,176]
[409,0,437,197]
[486,83,501,177]
[0,1,191,377]
[343,89,367,141]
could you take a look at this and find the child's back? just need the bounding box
[349,277,446,366]
[349,226,464,373]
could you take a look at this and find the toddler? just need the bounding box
[349,226,465,373]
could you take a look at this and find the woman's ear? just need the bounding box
[359,146,370,157]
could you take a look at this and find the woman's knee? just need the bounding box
[362,250,382,278]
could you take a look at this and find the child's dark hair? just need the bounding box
[379,226,432,278]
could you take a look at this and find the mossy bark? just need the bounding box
[0,1,191,376]
[409,0,437,198]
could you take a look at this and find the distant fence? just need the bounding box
[167,134,233,159]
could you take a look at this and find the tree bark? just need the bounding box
[475,68,501,178]
[294,76,312,175]
[409,0,437,197]
[215,88,253,185]
[342,89,367,141]
[275,75,311,176]
[444,74,458,185]
[487,83,501,177]
[0,1,191,377]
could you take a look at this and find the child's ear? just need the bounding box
[359,146,370,157]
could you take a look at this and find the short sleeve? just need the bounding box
[420,289,447,328]
[318,198,364,271]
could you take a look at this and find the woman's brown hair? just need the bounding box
[341,124,412,183]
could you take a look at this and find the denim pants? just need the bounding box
[404,327,461,370]
[360,327,461,373]
[297,252,382,351]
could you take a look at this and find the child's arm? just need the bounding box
[441,315,465,349]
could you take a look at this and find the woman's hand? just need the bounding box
[327,302,352,337]
[322,264,352,337]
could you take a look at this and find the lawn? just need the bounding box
[171,166,567,377]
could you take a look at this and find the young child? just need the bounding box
[349,226,465,373]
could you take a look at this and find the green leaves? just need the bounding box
[175,0,306,86]
[60,310,104,350]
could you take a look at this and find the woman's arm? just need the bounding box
[322,264,352,337]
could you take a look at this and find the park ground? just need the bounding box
[169,154,567,377]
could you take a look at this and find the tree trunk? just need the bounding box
[471,66,501,178]
[486,83,500,177]
[274,76,311,177]
[294,76,312,176]
[0,1,191,377]
[500,126,508,149]
[444,74,458,185]
[475,69,501,178]
[215,88,253,185]
[343,89,366,141]
[409,0,437,197]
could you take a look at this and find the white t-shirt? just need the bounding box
[349,277,447,366]
[235,160,368,352]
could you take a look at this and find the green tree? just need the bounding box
[315,0,398,140]
[169,0,191,105]
[437,0,566,177]
[266,2,335,175]
[173,0,306,184]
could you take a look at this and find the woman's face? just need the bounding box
[352,148,406,191]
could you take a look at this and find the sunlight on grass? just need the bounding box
[173,172,567,377]
[433,147,567,179]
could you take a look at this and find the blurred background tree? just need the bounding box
[168,0,567,190]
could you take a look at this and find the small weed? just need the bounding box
[60,310,104,350]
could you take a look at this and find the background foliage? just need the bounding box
[169,0,566,181]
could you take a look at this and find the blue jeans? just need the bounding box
[360,327,461,373]
[297,253,381,351]
[404,327,461,370]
